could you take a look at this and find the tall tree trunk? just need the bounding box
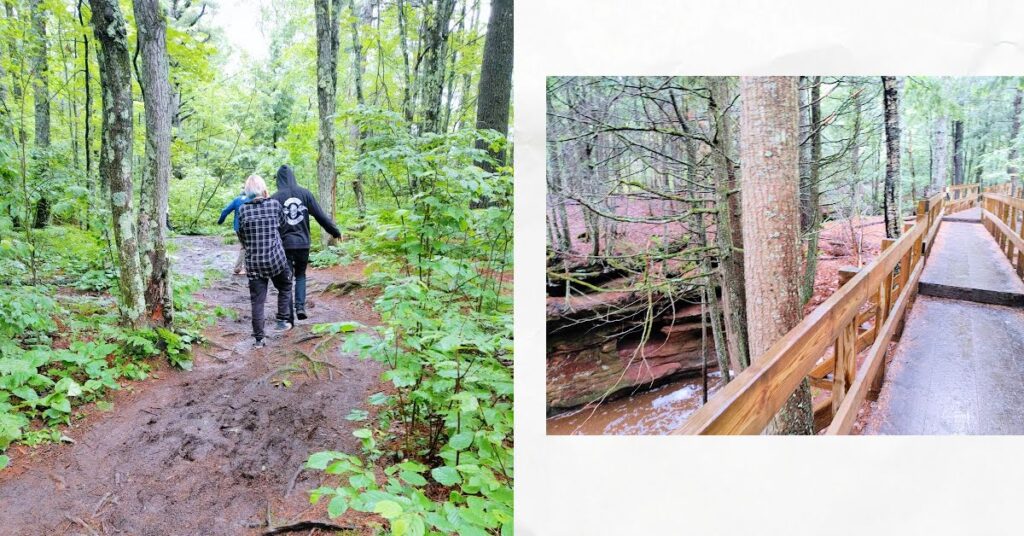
[0,45,8,143]
[89,0,146,327]
[738,76,811,435]
[416,0,456,134]
[882,76,901,239]
[30,0,50,228]
[682,119,731,384]
[473,0,512,171]
[707,76,749,371]
[800,76,821,303]
[347,0,367,218]
[397,0,414,124]
[930,117,949,195]
[315,0,342,246]
[952,119,964,185]
[1009,87,1023,188]
[134,0,173,325]
[78,0,94,229]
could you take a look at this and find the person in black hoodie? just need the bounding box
[271,165,342,320]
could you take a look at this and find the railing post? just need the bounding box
[831,320,856,416]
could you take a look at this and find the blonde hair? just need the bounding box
[243,174,268,198]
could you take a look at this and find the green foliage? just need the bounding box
[307,119,512,535]
[0,287,144,453]
[0,269,211,456]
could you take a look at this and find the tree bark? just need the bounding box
[30,0,50,228]
[473,0,513,171]
[89,0,146,327]
[952,119,964,186]
[707,76,749,371]
[78,1,94,229]
[1009,87,1023,189]
[397,0,414,124]
[133,0,174,325]
[882,76,901,239]
[347,0,367,219]
[315,0,343,245]
[738,76,811,435]
[416,0,456,134]
[800,76,821,303]
[930,117,949,195]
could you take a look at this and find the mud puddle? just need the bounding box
[547,372,725,435]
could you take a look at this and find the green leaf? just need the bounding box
[449,431,474,450]
[352,428,372,439]
[306,451,342,470]
[48,394,71,414]
[373,499,403,520]
[393,513,427,536]
[431,466,461,486]
[399,470,427,486]
[0,455,8,469]
[327,494,349,518]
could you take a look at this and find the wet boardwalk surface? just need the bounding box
[865,214,1024,434]
[919,219,1024,300]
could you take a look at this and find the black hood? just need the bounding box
[276,165,298,191]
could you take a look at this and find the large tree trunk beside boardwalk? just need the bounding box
[474,0,513,171]
[930,117,949,195]
[800,76,821,304]
[133,0,173,325]
[707,77,749,371]
[1003,87,1019,189]
[738,76,812,435]
[89,0,146,328]
[882,76,902,239]
[315,0,342,246]
[952,119,964,186]
[1009,87,1023,189]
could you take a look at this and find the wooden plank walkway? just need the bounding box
[864,210,1024,434]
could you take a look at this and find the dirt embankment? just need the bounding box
[0,235,384,535]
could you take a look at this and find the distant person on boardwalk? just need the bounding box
[237,175,293,349]
[217,181,257,275]
[271,165,342,320]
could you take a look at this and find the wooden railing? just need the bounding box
[983,183,1014,197]
[981,193,1024,279]
[945,183,980,214]
[675,194,945,435]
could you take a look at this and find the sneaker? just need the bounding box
[274,320,293,332]
[296,308,307,320]
[254,338,266,349]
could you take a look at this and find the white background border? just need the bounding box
[514,0,1024,534]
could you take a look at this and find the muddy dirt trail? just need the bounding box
[0,235,382,535]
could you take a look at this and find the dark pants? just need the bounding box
[285,248,310,312]
[248,268,293,340]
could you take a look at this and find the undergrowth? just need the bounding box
[305,115,513,536]
[0,225,215,466]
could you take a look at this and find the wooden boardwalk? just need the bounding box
[676,185,1024,436]
[864,207,1024,434]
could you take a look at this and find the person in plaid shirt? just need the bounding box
[237,175,293,348]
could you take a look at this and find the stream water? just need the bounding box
[546,372,725,435]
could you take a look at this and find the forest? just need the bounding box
[0,0,512,533]
[546,76,1022,435]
